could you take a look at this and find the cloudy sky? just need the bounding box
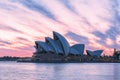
[0,0,120,57]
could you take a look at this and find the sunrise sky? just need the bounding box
[0,0,120,57]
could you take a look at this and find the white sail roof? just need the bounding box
[45,37,59,54]
[69,48,80,55]
[53,31,70,56]
[86,50,103,57]
[70,44,85,55]
[35,41,49,52]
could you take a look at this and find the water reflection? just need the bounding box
[113,64,120,80]
[0,62,120,80]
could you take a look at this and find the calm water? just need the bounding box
[0,61,120,80]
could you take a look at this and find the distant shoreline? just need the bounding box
[17,59,120,63]
[1,56,120,63]
[0,60,120,63]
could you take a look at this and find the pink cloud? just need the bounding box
[0,0,117,57]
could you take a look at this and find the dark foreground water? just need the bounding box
[0,62,120,80]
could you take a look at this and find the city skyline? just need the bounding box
[0,0,120,57]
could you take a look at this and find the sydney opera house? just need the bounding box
[32,31,103,62]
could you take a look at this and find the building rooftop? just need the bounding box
[34,31,103,57]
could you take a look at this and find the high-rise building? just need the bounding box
[113,48,120,60]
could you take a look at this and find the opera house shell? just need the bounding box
[32,31,103,62]
[86,50,103,57]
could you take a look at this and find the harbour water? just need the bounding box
[0,61,120,80]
